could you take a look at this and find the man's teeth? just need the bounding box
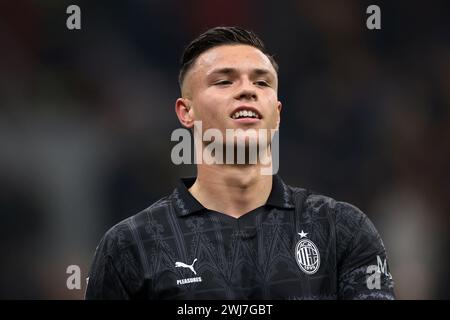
[232,110,260,119]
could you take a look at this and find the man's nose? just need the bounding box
[235,80,257,101]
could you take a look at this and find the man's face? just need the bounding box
[181,44,282,139]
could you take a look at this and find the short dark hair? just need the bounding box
[178,26,279,90]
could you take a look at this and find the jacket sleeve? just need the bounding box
[85,223,143,300]
[335,202,395,300]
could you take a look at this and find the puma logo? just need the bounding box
[175,258,198,275]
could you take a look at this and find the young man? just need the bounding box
[85,27,395,299]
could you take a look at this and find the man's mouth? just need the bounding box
[230,107,262,121]
[231,110,260,119]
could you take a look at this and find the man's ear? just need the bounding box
[275,101,282,130]
[175,98,195,128]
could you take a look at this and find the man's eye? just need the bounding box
[214,80,232,85]
[255,80,270,87]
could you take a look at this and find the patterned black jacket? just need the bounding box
[85,175,395,299]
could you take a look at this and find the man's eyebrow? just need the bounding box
[252,68,273,76]
[207,67,275,77]
[207,67,237,76]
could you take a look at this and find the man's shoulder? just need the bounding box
[100,195,174,247]
[286,183,383,257]
[286,183,368,228]
[132,195,174,221]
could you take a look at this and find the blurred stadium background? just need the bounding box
[0,0,449,299]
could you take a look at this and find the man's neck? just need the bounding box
[188,164,273,218]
